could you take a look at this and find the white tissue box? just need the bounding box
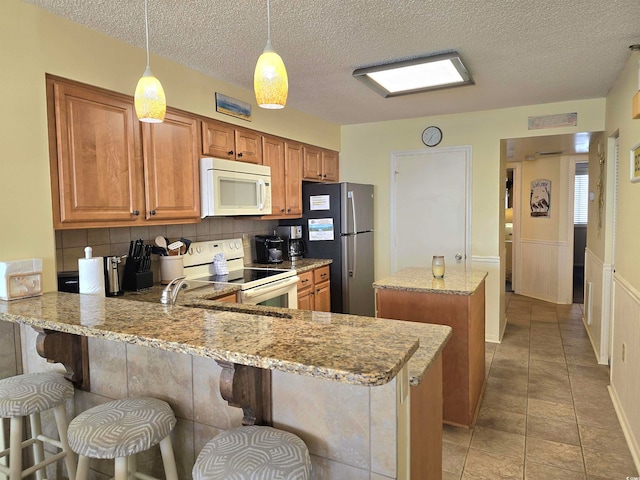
[0,258,43,301]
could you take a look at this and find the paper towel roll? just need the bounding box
[78,246,104,296]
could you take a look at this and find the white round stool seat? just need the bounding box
[67,397,176,459]
[0,372,74,417]
[193,426,311,480]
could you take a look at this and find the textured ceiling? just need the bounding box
[21,0,640,126]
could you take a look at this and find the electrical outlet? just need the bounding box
[622,343,626,362]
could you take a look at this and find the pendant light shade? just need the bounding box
[135,0,166,123]
[254,0,288,109]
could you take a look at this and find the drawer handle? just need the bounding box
[301,279,309,284]
[238,152,243,158]
[227,150,234,156]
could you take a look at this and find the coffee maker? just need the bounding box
[276,226,305,261]
[255,235,284,264]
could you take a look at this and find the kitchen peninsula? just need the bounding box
[0,287,451,480]
[375,267,487,428]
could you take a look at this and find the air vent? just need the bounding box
[536,150,564,156]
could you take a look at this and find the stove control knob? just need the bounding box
[235,241,241,249]
[228,242,235,249]
[196,246,203,254]
[188,247,194,255]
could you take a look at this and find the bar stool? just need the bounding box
[67,397,178,480]
[193,426,311,480]
[0,372,77,480]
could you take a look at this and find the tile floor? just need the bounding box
[442,293,639,479]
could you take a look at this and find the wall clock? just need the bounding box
[422,126,442,147]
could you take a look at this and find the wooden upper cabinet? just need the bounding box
[142,109,200,221]
[302,145,323,181]
[262,136,302,218]
[322,149,339,182]
[284,141,303,216]
[262,135,286,216]
[201,119,262,164]
[302,145,339,182]
[201,119,235,159]
[235,128,262,164]
[48,76,143,227]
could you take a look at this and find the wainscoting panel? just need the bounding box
[471,256,501,343]
[610,274,640,472]
[520,239,572,304]
[584,248,610,365]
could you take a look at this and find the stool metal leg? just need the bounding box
[8,417,22,480]
[76,456,90,480]
[0,418,7,480]
[114,457,128,480]
[29,413,45,480]
[52,403,76,480]
[158,436,178,480]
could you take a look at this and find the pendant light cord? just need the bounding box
[267,0,271,44]
[144,0,151,69]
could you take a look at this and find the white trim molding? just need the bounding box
[472,256,503,343]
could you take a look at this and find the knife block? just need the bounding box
[122,258,153,291]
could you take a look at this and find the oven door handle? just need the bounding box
[240,276,299,300]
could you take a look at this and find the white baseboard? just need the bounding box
[609,385,640,474]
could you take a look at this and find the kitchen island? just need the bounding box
[375,267,487,429]
[0,288,450,480]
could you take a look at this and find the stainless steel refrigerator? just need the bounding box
[285,182,374,317]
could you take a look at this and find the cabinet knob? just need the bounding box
[316,288,321,293]
[150,210,156,216]
[237,152,243,158]
[287,208,291,213]
[317,173,322,177]
[323,174,327,178]
[227,150,234,156]
[133,210,140,216]
[281,208,285,213]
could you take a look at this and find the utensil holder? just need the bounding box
[159,255,184,284]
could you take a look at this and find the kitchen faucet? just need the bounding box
[160,276,188,305]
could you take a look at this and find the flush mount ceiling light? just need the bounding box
[134,0,166,123]
[254,0,288,109]
[353,52,473,98]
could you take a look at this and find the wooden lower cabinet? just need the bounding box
[215,293,237,303]
[297,266,330,312]
[411,354,443,480]
[376,280,486,427]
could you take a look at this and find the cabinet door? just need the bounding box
[49,78,143,226]
[297,287,314,311]
[322,150,339,182]
[284,141,303,216]
[143,110,200,221]
[201,119,234,159]
[235,128,262,164]
[262,135,286,215]
[314,281,331,312]
[302,145,323,181]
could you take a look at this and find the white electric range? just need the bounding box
[183,238,298,308]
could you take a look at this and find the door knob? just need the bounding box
[455,253,463,261]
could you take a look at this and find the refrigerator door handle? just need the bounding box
[348,190,357,234]
[352,234,357,278]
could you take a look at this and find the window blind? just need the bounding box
[574,173,589,225]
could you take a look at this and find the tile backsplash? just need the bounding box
[55,218,279,281]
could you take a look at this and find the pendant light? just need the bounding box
[135,0,166,123]
[254,0,288,109]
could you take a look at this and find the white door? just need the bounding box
[391,146,471,273]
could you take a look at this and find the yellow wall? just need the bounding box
[0,0,340,291]
[520,156,567,242]
[341,99,605,340]
[605,52,640,286]
[341,99,605,278]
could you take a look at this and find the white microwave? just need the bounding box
[200,158,271,217]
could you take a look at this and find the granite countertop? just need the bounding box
[374,266,487,295]
[0,291,444,387]
[246,258,332,274]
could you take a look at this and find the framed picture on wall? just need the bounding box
[630,143,640,183]
[530,179,551,217]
